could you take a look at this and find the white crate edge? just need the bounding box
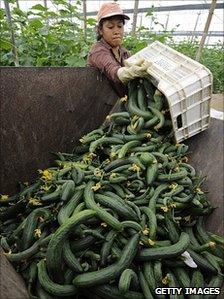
[127,41,213,143]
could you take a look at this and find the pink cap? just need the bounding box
[97,2,130,24]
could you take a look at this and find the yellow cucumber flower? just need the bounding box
[100,222,107,227]
[169,183,178,190]
[209,241,216,248]
[110,151,117,158]
[162,274,170,285]
[130,163,140,173]
[91,183,101,192]
[142,227,150,236]
[38,169,53,181]
[94,168,104,178]
[120,95,128,102]
[160,206,169,212]
[109,173,117,180]
[146,132,152,139]
[196,187,204,194]
[0,194,9,200]
[148,239,155,246]
[34,228,42,238]
[40,185,51,192]
[28,198,42,206]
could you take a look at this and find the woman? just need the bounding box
[87,2,149,97]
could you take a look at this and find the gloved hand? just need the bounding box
[117,58,152,84]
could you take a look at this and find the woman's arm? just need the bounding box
[87,49,122,84]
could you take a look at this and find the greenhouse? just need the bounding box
[0,1,224,299]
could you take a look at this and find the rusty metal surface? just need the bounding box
[185,118,224,235]
[0,67,118,194]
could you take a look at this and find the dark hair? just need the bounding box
[96,16,125,41]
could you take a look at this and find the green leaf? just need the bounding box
[29,19,44,29]
[58,9,70,15]
[146,6,154,17]
[0,8,6,19]
[86,18,96,26]
[65,55,85,67]
[80,45,90,58]
[12,7,27,17]
[31,4,47,11]
[36,56,49,66]
[52,0,68,6]
[0,39,12,51]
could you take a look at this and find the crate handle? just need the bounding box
[177,115,183,129]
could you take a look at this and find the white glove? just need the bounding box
[117,58,152,84]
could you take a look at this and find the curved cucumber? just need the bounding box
[137,232,190,261]
[118,268,139,295]
[46,210,96,281]
[73,234,140,287]
[37,259,77,296]
[84,181,123,231]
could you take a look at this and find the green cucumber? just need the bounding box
[73,233,139,287]
[173,267,191,289]
[146,162,158,186]
[22,208,51,250]
[95,193,137,221]
[118,268,139,294]
[37,259,77,296]
[190,270,204,299]
[153,261,163,286]
[89,136,124,153]
[137,232,190,261]
[46,209,96,281]
[100,230,118,267]
[143,261,156,293]
[84,181,123,231]
[157,168,188,182]
[6,232,52,262]
[139,270,154,299]
[57,189,83,225]
[148,106,165,130]
[167,271,184,299]
[118,140,141,159]
[62,239,83,273]
[187,249,218,274]
[148,184,169,213]
[93,284,144,299]
[140,207,157,240]
[128,89,152,120]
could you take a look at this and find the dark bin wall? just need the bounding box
[186,118,224,236]
[0,67,118,194]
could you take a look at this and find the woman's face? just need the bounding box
[99,17,124,48]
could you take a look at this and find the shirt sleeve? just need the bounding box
[88,49,122,84]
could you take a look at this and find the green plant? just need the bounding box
[0,0,96,66]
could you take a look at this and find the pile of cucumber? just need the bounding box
[0,78,223,299]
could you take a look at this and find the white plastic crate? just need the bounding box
[126,41,213,143]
